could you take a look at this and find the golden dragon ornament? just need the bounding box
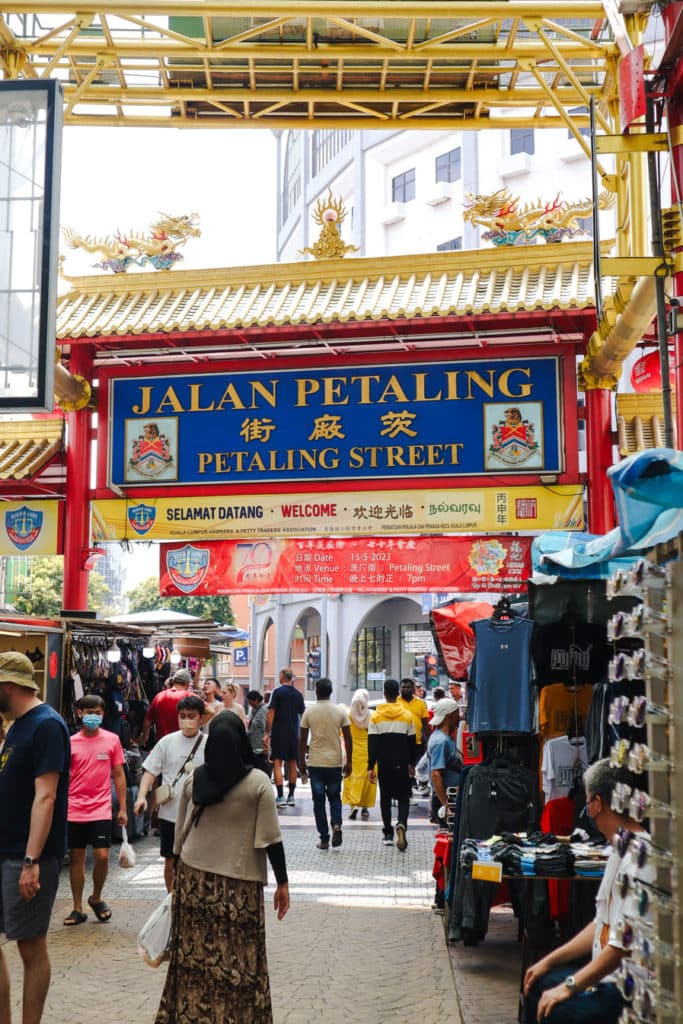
[62,213,201,273]
[300,192,359,260]
[463,188,614,246]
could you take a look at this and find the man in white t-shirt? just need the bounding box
[134,695,206,891]
[523,758,654,1024]
[299,678,352,851]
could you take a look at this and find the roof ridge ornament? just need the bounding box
[61,213,201,274]
[300,191,359,260]
[464,188,615,246]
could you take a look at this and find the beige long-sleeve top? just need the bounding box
[174,768,282,884]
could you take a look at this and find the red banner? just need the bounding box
[159,536,532,596]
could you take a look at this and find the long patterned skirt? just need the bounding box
[155,861,273,1024]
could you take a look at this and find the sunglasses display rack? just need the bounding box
[607,558,682,1024]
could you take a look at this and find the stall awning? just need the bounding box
[0,421,65,482]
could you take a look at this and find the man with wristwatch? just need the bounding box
[523,758,654,1023]
[0,652,70,1024]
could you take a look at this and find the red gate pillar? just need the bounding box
[62,345,94,611]
[585,387,616,534]
[663,4,683,443]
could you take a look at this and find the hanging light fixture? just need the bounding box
[142,644,155,659]
[170,649,182,665]
[106,639,121,664]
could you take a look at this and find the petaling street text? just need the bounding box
[196,442,465,474]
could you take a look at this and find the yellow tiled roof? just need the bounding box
[56,243,603,340]
[0,421,64,481]
[616,393,678,456]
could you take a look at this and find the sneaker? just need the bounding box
[287,795,296,807]
[396,823,408,851]
[276,796,287,808]
[382,834,394,847]
[317,839,330,850]
[432,906,446,916]
[331,826,343,848]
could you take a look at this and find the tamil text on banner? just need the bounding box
[0,501,60,556]
[159,536,533,595]
[107,356,566,487]
[93,484,583,543]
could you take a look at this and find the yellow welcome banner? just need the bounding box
[93,485,583,542]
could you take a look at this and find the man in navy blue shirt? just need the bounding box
[0,651,70,1024]
[264,667,305,808]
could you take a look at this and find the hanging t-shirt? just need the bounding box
[541,735,588,800]
[532,621,610,686]
[538,683,594,739]
[0,703,70,859]
[142,730,206,823]
[68,728,126,822]
[468,617,535,734]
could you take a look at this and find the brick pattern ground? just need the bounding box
[447,907,521,1024]
[1,786,466,1024]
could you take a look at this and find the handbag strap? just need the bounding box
[170,733,204,787]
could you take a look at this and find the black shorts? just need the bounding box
[0,857,61,940]
[67,819,112,850]
[158,819,176,859]
[271,732,298,762]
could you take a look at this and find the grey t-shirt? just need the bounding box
[248,703,268,754]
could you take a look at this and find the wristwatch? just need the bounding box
[23,856,36,868]
[563,975,580,996]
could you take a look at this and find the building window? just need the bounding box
[437,237,463,252]
[350,626,391,690]
[568,107,592,139]
[392,168,416,203]
[435,147,462,183]
[510,127,535,155]
[282,131,302,224]
[311,129,353,177]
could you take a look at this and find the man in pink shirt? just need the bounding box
[64,694,127,925]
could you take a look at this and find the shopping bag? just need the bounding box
[137,893,173,968]
[118,826,137,868]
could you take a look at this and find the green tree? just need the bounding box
[127,576,234,624]
[9,557,116,618]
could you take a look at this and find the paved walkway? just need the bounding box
[1,784,460,1024]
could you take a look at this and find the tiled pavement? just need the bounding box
[2,784,524,1024]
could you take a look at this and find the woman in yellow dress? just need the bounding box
[342,688,377,820]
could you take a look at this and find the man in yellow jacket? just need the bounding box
[367,679,416,851]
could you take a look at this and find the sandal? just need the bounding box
[348,808,358,820]
[88,896,112,922]
[361,809,370,820]
[63,909,87,926]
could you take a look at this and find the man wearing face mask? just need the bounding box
[63,694,127,925]
[134,695,206,892]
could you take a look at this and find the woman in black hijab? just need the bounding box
[155,711,289,1024]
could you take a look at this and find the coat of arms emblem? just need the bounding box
[166,545,210,594]
[127,503,157,536]
[5,506,43,550]
[488,407,540,466]
[128,422,174,478]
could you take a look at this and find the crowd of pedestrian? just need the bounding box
[0,652,464,1024]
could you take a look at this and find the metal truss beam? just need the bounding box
[1,2,617,129]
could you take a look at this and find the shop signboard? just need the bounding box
[93,483,583,542]
[0,500,60,555]
[158,535,532,596]
[630,350,675,393]
[106,356,565,488]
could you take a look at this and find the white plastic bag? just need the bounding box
[137,893,173,968]
[118,826,137,868]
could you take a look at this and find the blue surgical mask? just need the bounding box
[82,714,103,730]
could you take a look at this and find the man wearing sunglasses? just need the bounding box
[523,758,655,1023]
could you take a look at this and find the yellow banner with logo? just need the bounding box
[0,501,60,556]
[93,485,583,542]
